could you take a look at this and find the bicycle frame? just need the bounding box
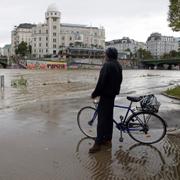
[91,101,136,130]
[113,102,135,125]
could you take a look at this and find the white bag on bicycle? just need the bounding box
[140,94,160,113]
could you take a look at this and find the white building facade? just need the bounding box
[176,37,180,51]
[0,48,3,56]
[11,24,35,55]
[11,4,105,58]
[146,33,179,57]
[106,37,147,54]
[0,44,11,57]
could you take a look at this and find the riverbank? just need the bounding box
[163,85,180,100]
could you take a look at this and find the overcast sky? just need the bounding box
[0,0,179,47]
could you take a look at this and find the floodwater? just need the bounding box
[0,69,179,180]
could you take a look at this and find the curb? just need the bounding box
[161,92,180,100]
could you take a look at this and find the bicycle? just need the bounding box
[77,95,167,144]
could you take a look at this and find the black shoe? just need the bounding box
[89,143,101,153]
[102,140,112,147]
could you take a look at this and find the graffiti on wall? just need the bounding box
[27,60,67,70]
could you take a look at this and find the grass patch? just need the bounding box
[165,85,180,98]
[11,76,27,87]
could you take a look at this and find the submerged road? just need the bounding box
[0,69,179,179]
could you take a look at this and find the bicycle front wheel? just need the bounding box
[127,112,167,144]
[77,106,97,138]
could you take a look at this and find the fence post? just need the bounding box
[0,75,4,88]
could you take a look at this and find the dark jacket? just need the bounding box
[91,60,123,98]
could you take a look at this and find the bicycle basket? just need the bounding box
[140,94,160,113]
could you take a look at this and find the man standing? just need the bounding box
[89,47,123,153]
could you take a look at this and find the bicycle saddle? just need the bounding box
[127,96,143,102]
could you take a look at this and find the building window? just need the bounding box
[53,44,56,48]
[39,30,41,34]
[39,43,41,47]
[46,37,48,41]
[53,39,56,42]
[46,43,48,47]
[70,37,72,41]
[34,38,36,41]
[46,30,48,34]
[46,49,48,53]
[53,33,56,36]
[39,37,41,41]
[62,36,65,40]
[53,26,57,30]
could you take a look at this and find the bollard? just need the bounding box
[0,75,4,88]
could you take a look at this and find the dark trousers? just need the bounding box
[95,96,115,144]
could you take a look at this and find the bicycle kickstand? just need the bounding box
[119,130,124,142]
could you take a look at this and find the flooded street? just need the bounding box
[0,69,180,180]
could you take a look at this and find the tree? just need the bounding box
[161,53,170,59]
[168,0,180,31]
[15,41,28,57]
[161,50,180,58]
[169,50,178,57]
[136,48,153,59]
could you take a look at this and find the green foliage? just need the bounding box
[161,50,180,59]
[168,0,180,31]
[136,48,153,59]
[169,50,179,57]
[165,85,180,98]
[15,41,31,57]
[11,76,27,87]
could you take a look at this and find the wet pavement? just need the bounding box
[0,69,179,180]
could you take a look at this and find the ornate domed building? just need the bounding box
[47,4,59,12]
[11,4,105,58]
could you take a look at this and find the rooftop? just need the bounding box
[61,23,98,29]
[47,4,59,12]
[17,23,36,29]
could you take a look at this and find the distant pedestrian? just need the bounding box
[89,47,123,153]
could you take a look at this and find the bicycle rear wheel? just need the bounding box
[77,106,97,138]
[127,111,166,144]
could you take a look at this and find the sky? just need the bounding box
[0,0,179,47]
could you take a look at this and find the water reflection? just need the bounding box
[76,137,180,180]
[0,87,4,100]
